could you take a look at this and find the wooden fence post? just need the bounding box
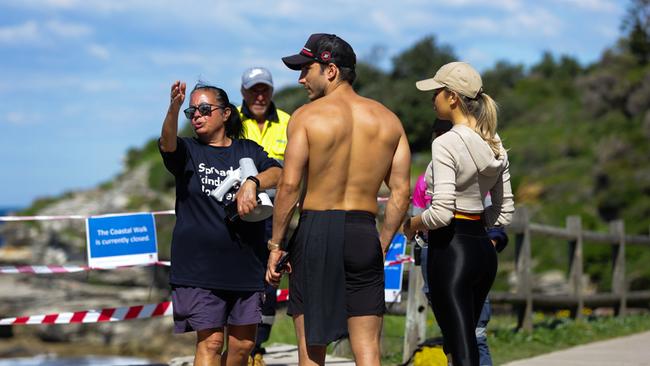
[402,262,428,363]
[611,220,627,316]
[514,207,533,331]
[567,216,584,320]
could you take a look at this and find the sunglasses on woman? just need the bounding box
[183,103,224,119]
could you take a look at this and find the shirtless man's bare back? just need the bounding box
[266,34,411,366]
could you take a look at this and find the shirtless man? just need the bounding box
[266,34,411,366]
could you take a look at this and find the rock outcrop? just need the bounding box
[0,161,181,360]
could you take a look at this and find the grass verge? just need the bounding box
[268,308,650,365]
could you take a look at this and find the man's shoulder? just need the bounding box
[293,94,400,128]
[288,100,343,133]
[275,107,291,121]
[345,93,399,121]
[289,102,318,123]
[237,105,253,123]
[294,92,361,115]
[275,107,291,119]
[358,94,390,109]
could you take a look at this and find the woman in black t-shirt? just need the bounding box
[160,81,282,366]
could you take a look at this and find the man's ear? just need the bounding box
[326,63,338,81]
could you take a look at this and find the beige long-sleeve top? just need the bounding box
[421,124,515,229]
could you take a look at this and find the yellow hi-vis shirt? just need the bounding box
[239,102,290,161]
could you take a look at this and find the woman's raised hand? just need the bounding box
[170,81,186,109]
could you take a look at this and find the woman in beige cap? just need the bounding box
[403,62,514,366]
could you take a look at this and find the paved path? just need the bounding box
[503,330,650,366]
[263,344,355,366]
[168,344,355,366]
[171,333,650,366]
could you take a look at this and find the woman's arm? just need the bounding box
[160,81,185,153]
[403,141,456,239]
[236,140,284,217]
[256,166,282,190]
[235,166,282,218]
[420,141,457,228]
[484,157,515,227]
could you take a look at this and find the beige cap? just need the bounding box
[416,61,483,99]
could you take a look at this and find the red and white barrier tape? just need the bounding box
[0,261,171,275]
[0,210,175,222]
[0,302,172,325]
[2,289,290,325]
[0,199,395,222]
[2,257,409,275]
[384,255,414,267]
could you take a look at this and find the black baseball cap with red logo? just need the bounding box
[282,33,356,70]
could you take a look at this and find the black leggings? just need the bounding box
[427,219,497,366]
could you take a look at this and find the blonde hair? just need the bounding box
[455,91,501,157]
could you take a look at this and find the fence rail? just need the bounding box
[489,207,650,331]
[400,206,650,361]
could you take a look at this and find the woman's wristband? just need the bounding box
[246,175,260,189]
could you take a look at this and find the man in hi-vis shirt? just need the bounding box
[239,67,290,366]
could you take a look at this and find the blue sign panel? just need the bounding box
[86,213,158,267]
[384,233,407,302]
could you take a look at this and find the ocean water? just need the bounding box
[0,355,163,365]
[0,208,8,247]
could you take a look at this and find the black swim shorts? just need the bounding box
[288,210,385,319]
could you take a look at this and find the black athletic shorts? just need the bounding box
[288,210,386,317]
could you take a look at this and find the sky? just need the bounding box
[0,0,628,208]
